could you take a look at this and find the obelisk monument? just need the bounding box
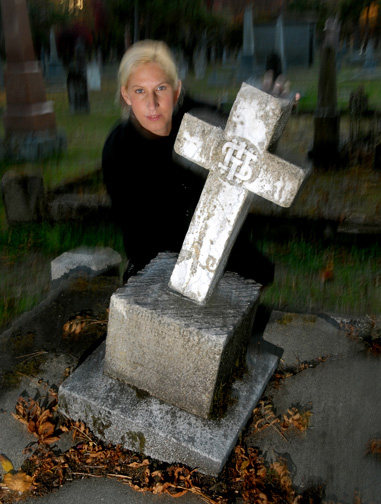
[0,0,65,160]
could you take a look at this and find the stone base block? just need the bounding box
[104,253,261,419]
[58,339,280,476]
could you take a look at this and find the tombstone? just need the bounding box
[311,17,340,162]
[0,0,65,161]
[222,47,228,66]
[47,27,65,81]
[1,168,46,223]
[238,5,256,80]
[193,34,207,80]
[87,59,101,91]
[67,39,90,114]
[58,84,307,475]
[274,13,287,75]
[255,21,316,68]
[364,39,376,70]
[178,58,188,81]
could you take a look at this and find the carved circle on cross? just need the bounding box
[217,138,259,185]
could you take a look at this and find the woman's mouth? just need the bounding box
[147,115,161,121]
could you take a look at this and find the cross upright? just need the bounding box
[169,82,307,304]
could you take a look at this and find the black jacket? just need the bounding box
[102,96,206,269]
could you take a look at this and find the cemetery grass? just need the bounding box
[0,220,378,331]
[0,62,380,328]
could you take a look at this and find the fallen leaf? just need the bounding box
[38,421,55,439]
[0,453,14,473]
[3,471,33,492]
[368,438,381,454]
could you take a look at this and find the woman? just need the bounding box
[102,40,274,285]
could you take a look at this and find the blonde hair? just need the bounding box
[118,40,180,116]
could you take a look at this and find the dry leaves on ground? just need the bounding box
[62,312,108,340]
[4,389,320,503]
[251,400,313,440]
[0,453,34,495]
[11,392,63,446]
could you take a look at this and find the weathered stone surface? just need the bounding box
[59,338,280,476]
[169,83,306,303]
[51,247,122,287]
[104,253,261,419]
[1,168,46,223]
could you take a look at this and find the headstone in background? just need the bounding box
[255,21,316,68]
[194,33,207,80]
[238,5,256,80]
[175,49,188,81]
[312,17,341,162]
[364,39,376,70]
[67,39,90,114]
[87,59,101,91]
[0,0,65,161]
[1,168,46,223]
[222,47,228,65]
[47,27,65,82]
[274,13,286,75]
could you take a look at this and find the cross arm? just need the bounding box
[174,113,224,171]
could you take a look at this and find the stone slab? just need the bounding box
[58,338,280,476]
[104,253,261,419]
[51,246,122,287]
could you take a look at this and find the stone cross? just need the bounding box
[169,83,306,304]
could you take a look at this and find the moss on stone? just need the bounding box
[124,431,146,452]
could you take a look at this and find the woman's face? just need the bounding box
[121,62,181,136]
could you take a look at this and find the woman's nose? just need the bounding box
[147,92,158,110]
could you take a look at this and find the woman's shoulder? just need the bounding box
[102,119,138,158]
[104,120,131,144]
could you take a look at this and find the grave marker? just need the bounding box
[0,0,65,161]
[238,6,256,81]
[58,82,305,475]
[169,82,306,304]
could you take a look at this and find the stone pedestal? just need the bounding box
[58,253,280,475]
[104,253,260,419]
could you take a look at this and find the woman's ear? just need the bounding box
[121,86,131,106]
[174,80,182,105]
